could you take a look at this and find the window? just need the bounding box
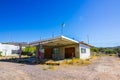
[53,48,60,54]
[81,48,86,53]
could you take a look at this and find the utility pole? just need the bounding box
[52,32,54,38]
[87,35,89,44]
[61,22,65,35]
[39,36,41,41]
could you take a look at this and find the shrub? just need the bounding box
[0,51,2,56]
[22,46,36,56]
[21,51,28,55]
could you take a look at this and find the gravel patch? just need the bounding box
[0,56,120,80]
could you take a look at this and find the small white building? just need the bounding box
[79,42,91,59]
[0,43,19,56]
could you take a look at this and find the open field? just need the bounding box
[0,56,120,80]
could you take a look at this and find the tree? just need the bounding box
[22,46,36,55]
[105,49,115,54]
[90,47,99,53]
[114,48,120,53]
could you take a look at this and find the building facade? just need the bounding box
[30,36,91,60]
[0,43,19,56]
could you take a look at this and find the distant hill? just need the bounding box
[105,46,120,49]
[97,46,120,49]
[115,46,120,48]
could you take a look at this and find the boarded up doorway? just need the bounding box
[65,47,75,58]
[44,48,52,59]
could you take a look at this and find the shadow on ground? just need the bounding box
[0,57,48,65]
[0,56,64,65]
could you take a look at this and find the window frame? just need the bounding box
[53,48,60,54]
[81,48,86,53]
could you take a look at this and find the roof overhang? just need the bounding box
[30,36,79,47]
[80,41,92,47]
[2,42,29,47]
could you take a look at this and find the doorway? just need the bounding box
[65,47,75,58]
[44,48,53,59]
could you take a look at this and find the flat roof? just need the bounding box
[2,42,29,46]
[2,36,92,47]
[30,36,79,47]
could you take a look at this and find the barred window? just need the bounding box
[53,48,60,54]
[81,48,86,53]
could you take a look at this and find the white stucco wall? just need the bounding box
[79,43,90,59]
[0,43,19,56]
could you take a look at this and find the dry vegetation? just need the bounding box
[41,56,98,71]
[1,55,120,80]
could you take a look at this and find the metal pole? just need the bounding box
[52,32,54,38]
[87,35,89,44]
[19,44,22,59]
[61,23,65,35]
[61,26,63,35]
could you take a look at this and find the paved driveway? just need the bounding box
[0,56,120,80]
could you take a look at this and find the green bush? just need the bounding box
[0,51,2,56]
[22,46,36,56]
[21,51,28,55]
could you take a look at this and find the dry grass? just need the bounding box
[64,58,91,66]
[45,60,60,65]
[42,64,56,70]
[90,56,98,60]
[48,65,56,70]
[108,54,116,56]
[80,60,91,65]
[42,58,93,71]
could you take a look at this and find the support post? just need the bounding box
[36,44,43,63]
[19,44,22,59]
[36,45,39,61]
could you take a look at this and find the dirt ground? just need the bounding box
[0,56,120,80]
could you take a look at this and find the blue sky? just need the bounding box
[0,0,120,47]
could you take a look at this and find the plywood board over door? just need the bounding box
[65,47,75,58]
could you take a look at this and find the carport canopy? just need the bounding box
[30,36,79,47]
